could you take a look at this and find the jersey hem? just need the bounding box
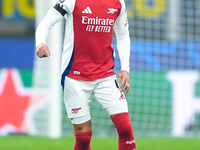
[67,72,115,81]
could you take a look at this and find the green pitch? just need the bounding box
[0,136,200,150]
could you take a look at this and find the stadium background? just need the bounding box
[0,0,200,144]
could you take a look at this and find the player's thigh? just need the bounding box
[93,75,128,116]
[63,77,93,122]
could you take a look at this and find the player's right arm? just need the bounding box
[35,1,69,58]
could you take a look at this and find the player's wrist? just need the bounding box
[120,69,130,74]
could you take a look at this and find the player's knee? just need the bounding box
[118,121,132,134]
[117,121,134,139]
[73,120,92,132]
[77,136,91,146]
[112,113,135,139]
[74,131,92,150]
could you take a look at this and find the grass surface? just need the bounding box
[0,135,200,150]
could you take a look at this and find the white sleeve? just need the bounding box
[35,8,64,47]
[113,0,130,72]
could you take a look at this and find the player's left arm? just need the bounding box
[114,0,131,94]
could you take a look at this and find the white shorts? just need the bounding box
[63,75,128,124]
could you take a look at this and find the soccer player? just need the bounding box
[35,0,136,150]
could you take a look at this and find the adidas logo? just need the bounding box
[82,7,92,14]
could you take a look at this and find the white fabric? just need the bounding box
[35,8,63,47]
[114,0,131,72]
[63,75,128,124]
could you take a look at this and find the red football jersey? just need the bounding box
[35,0,130,86]
[67,0,122,80]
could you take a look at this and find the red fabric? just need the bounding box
[112,113,136,150]
[67,0,122,81]
[74,131,92,150]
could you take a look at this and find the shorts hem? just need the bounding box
[104,102,128,116]
[69,113,91,124]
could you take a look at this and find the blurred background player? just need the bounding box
[35,0,136,150]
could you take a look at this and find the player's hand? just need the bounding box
[36,43,50,58]
[117,70,130,94]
